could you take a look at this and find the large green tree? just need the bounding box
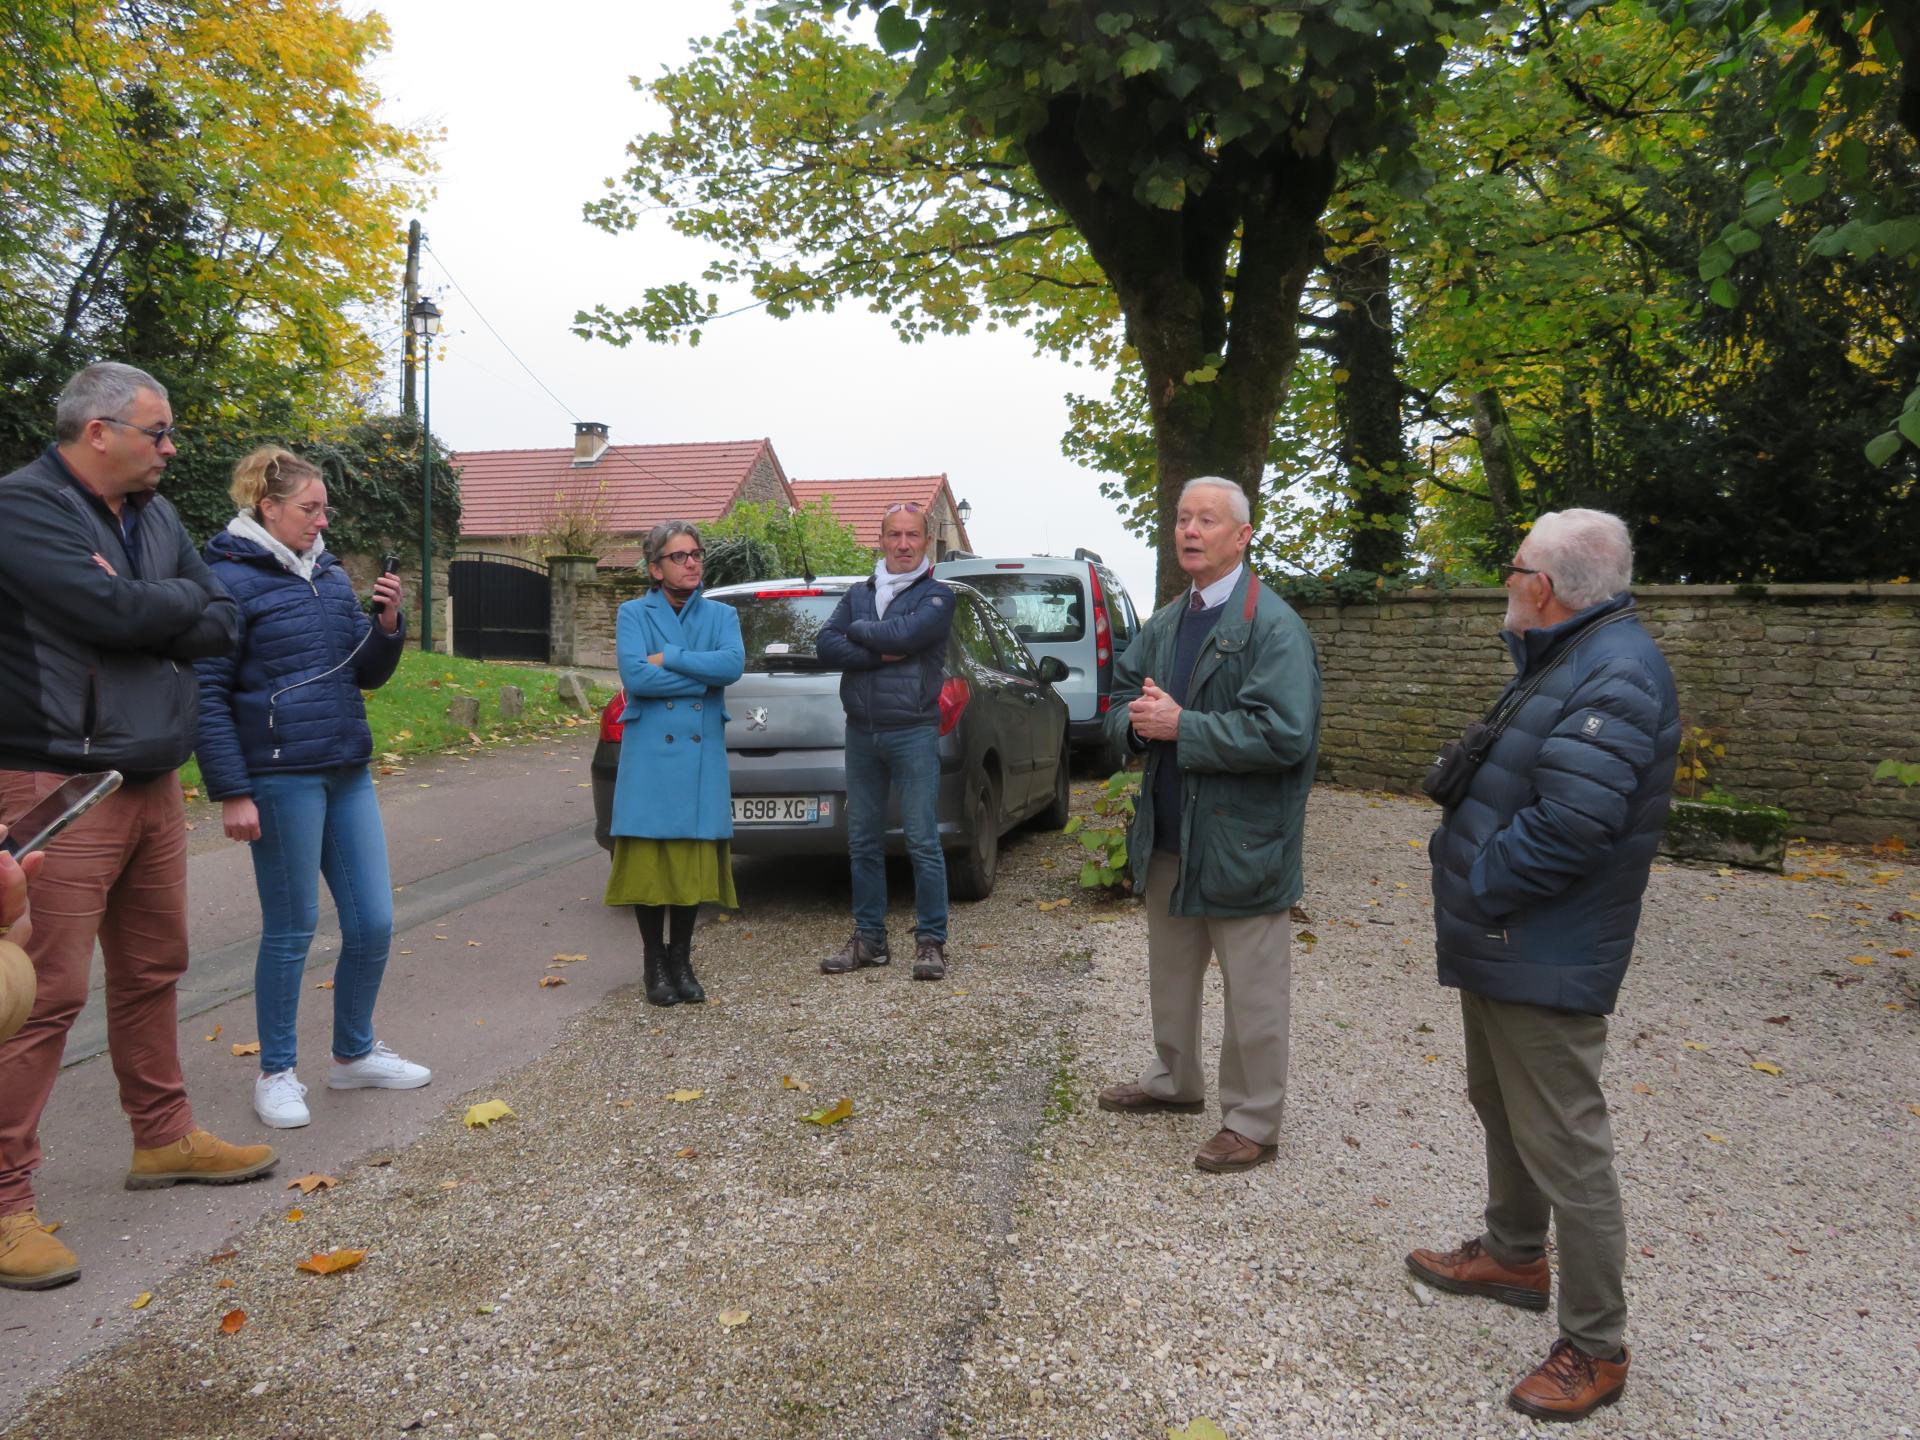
[585,0,1530,602]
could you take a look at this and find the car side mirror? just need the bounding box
[1037,655,1068,685]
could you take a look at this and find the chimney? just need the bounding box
[572,421,609,467]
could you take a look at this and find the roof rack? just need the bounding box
[1073,547,1104,564]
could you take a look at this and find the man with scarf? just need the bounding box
[816,501,957,980]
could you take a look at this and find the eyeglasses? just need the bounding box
[292,502,334,521]
[1497,562,1547,582]
[97,417,177,445]
[659,548,704,566]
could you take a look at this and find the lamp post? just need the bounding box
[955,497,972,553]
[409,298,443,652]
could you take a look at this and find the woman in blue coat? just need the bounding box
[608,521,745,1006]
[195,446,427,1130]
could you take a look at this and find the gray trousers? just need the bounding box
[1462,989,1628,1355]
[1137,852,1293,1145]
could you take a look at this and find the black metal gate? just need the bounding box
[448,552,551,662]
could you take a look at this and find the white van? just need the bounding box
[933,550,1142,773]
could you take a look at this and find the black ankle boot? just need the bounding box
[664,937,705,1004]
[643,940,679,1008]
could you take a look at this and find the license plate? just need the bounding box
[732,796,820,825]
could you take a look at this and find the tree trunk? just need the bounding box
[1327,242,1411,575]
[1469,388,1524,561]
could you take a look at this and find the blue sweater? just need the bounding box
[1429,593,1680,1015]
[193,533,406,799]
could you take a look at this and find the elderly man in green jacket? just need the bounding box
[1096,477,1321,1173]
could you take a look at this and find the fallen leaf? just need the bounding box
[1422,1053,1438,1063]
[1632,1082,1655,1095]
[296,1248,367,1276]
[284,1208,304,1223]
[204,1024,222,1042]
[219,1309,247,1334]
[1848,955,1876,966]
[1169,1421,1229,1440]
[1751,1061,1782,1076]
[1414,1022,1434,1034]
[1893,949,1913,960]
[1908,1104,1920,1119]
[803,1096,854,1126]
[1296,930,1318,946]
[206,1249,235,1264]
[463,1100,515,1129]
[615,1099,636,1109]
[718,1308,750,1328]
[1807,912,1833,921]
[668,1089,704,1103]
[313,979,333,990]
[288,1174,339,1195]
[1639,1245,1655,1258]
[550,953,587,966]
[1683,1041,1709,1051]
[676,1146,697,1159]
[440,1179,460,1191]
[130,1291,152,1310]
[1704,1132,1728,1144]
[538,975,567,988]
[215,1277,235,1290]
[1763,1015,1791,1025]
[781,1076,813,1092]
[230,1041,261,1057]
[1036,898,1072,912]
[1343,1135,1360,1149]
[398,949,413,956]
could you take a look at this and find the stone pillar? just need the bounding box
[548,555,600,667]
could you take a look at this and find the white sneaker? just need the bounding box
[327,1041,431,1091]
[254,1069,310,1129]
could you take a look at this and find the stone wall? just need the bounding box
[1293,585,1920,845]
[569,571,651,671]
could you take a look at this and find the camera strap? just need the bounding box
[1477,609,1635,750]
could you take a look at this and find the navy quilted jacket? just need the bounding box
[193,532,406,800]
[815,573,956,730]
[1429,593,1680,1015]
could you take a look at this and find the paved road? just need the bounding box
[2,733,652,1415]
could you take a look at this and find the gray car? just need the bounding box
[592,576,1070,900]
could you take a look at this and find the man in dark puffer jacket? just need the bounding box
[1407,509,1679,1424]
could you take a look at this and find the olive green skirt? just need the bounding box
[604,838,738,909]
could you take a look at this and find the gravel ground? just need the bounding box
[4,785,1915,1439]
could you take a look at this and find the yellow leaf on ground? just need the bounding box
[284,1208,303,1223]
[230,1041,260,1057]
[1893,949,1913,959]
[676,1146,697,1159]
[1807,913,1833,920]
[1684,1041,1709,1051]
[1908,1104,1920,1118]
[463,1100,515,1128]
[668,1089,704,1103]
[950,988,971,997]
[718,1308,750,1328]
[1751,1061,1782,1076]
[41,1221,61,1235]
[219,1309,247,1334]
[288,1174,338,1195]
[538,975,567,988]
[781,1076,812,1092]
[204,1024,222,1042]
[130,1292,152,1310]
[296,1248,367,1276]
[1704,1132,1728,1144]
[1632,1082,1655,1095]
[1037,897,1072,911]
[215,1277,235,1290]
[1422,1054,1438,1064]
[803,1096,854,1126]
[313,980,333,990]
[550,953,587,966]
[1170,1420,1229,1440]
[1848,955,1877,966]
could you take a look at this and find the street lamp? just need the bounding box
[409,298,443,652]
[956,497,972,527]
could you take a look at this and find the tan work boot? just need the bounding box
[126,1128,277,1191]
[1509,1338,1630,1421]
[1406,1235,1551,1311]
[0,1211,80,1290]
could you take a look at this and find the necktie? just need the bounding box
[1189,591,1206,612]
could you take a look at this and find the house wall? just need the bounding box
[1292,584,1920,844]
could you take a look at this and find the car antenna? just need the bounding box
[787,507,816,585]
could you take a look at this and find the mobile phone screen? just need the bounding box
[0,772,123,859]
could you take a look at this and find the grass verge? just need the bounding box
[181,651,615,797]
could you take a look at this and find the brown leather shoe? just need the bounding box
[1095,1082,1203,1115]
[1193,1126,1277,1173]
[1509,1338,1629,1422]
[0,1211,79,1291]
[126,1129,277,1191]
[1406,1236,1550,1311]
[911,937,946,981]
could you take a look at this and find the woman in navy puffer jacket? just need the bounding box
[195,446,428,1131]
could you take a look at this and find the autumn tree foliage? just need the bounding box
[0,0,437,539]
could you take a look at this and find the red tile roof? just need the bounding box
[791,475,970,550]
[453,439,790,538]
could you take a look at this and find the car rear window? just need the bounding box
[723,591,845,672]
[954,573,1086,643]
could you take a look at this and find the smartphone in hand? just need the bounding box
[0,772,122,859]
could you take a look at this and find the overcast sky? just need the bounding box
[364,0,1158,605]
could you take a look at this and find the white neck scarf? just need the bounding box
[872,557,929,618]
[227,511,325,582]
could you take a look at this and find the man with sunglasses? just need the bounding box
[816,500,957,980]
[1409,509,1678,1422]
[0,362,272,1292]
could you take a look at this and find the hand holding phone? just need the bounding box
[0,772,122,861]
[369,553,404,630]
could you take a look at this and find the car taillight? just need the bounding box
[1089,565,1112,670]
[937,676,971,736]
[754,588,826,597]
[599,692,626,743]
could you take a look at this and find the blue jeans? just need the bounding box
[248,767,394,1073]
[845,723,947,944]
